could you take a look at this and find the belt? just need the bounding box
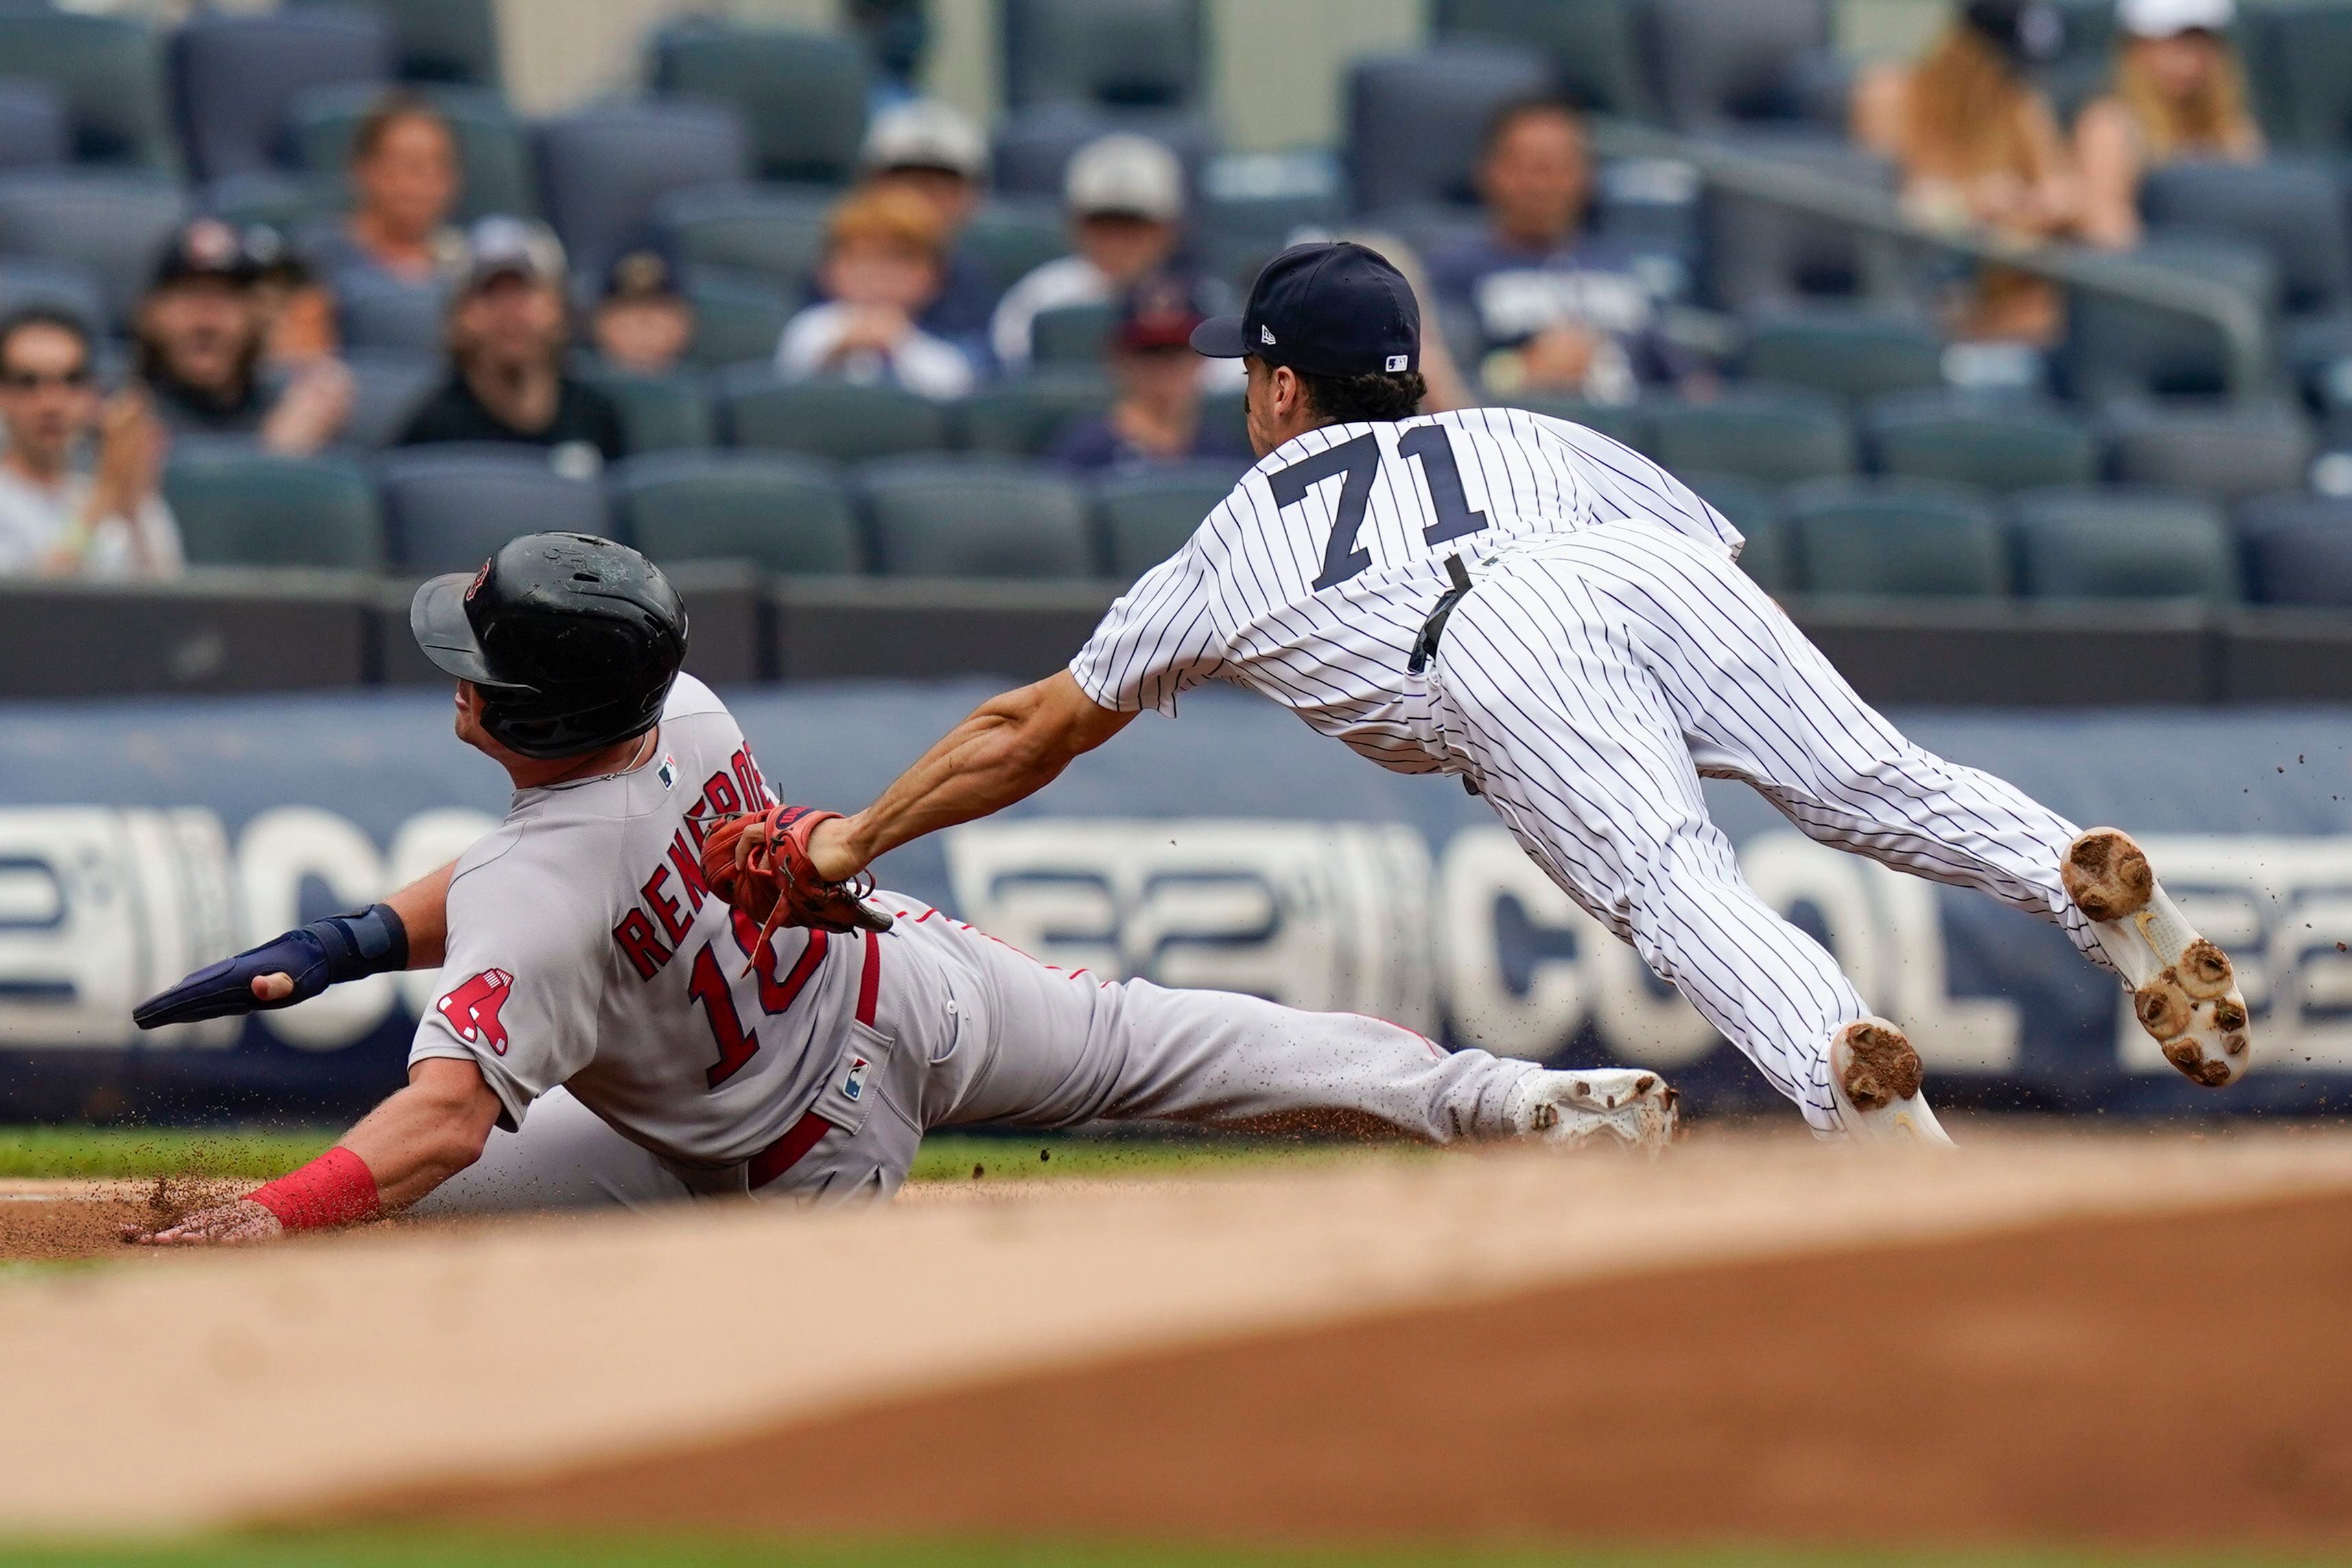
[749,927,882,1189]
[1406,554,1475,676]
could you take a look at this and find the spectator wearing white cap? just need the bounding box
[989,133,1188,374]
[851,99,1000,346]
[2075,0,2261,248]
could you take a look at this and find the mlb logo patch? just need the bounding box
[1385,354,1409,372]
[657,753,677,789]
[841,1056,869,1102]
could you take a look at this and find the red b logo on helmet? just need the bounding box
[436,969,513,1054]
[464,560,492,602]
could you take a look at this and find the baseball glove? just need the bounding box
[700,805,893,960]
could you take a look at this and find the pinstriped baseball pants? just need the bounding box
[1428,521,2101,1131]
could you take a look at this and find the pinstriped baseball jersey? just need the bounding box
[1068,407,1740,772]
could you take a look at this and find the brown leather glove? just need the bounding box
[700,805,893,960]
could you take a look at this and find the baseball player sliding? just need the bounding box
[125,533,1671,1244]
[770,241,2252,1146]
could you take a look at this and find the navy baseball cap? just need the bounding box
[1190,241,1420,377]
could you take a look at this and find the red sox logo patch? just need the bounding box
[436,969,514,1054]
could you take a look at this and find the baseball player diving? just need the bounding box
[124,532,1673,1245]
[762,241,2253,1147]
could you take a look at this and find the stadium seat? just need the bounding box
[1487,394,1652,454]
[684,277,795,371]
[1863,392,2102,493]
[2065,231,2278,402]
[1646,388,1855,485]
[377,444,608,576]
[1096,461,1247,580]
[2101,397,2316,503]
[169,9,392,182]
[291,0,502,89]
[1345,44,1553,215]
[963,373,1116,455]
[1433,0,1654,121]
[340,348,443,451]
[290,84,536,222]
[961,198,1071,297]
[2139,158,2352,321]
[2246,3,2352,155]
[1783,477,2007,596]
[990,102,1214,200]
[0,259,106,335]
[0,82,67,171]
[1702,130,1902,313]
[572,366,712,455]
[653,184,832,298]
[162,450,383,571]
[1030,301,1117,366]
[1675,468,1789,591]
[1197,154,1348,293]
[2009,487,2237,602]
[1740,312,1944,403]
[0,10,176,171]
[336,276,447,355]
[534,103,749,276]
[0,172,189,329]
[862,455,1094,578]
[716,370,953,463]
[202,170,343,235]
[1647,0,1833,130]
[2237,492,2352,606]
[611,451,860,575]
[647,23,869,187]
[1002,0,1206,111]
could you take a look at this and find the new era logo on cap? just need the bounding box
[1260,325,1275,345]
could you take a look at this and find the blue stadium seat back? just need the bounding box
[169,9,393,183]
[647,22,869,186]
[716,368,953,463]
[0,259,106,337]
[683,276,795,371]
[1864,390,2102,492]
[1197,160,1347,293]
[1645,0,1833,130]
[1702,129,1902,313]
[1345,44,1554,216]
[1741,311,1945,403]
[612,450,860,575]
[534,103,749,278]
[1674,468,1789,590]
[1647,386,1855,485]
[2025,0,2123,126]
[163,449,384,571]
[1433,0,1655,121]
[1030,301,1118,366]
[2246,3,2352,154]
[290,84,536,221]
[990,103,1214,200]
[2139,157,2352,318]
[654,183,833,298]
[2011,486,2238,602]
[377,444,609,575]
[290,0,502,89]
[0,172,189,329]
[862,454,1095,578]
[0,10,175,171]
[1096,460,1249,580]
[1486,393,1654,455]
[337,274,447,355]
[1785,477,2008,595]
[961,197,1070,296]
[2237,492,2352,605]
[572,365,712,455]
[201,169,345,235]
[963,372,1116,455]
[340,348,443,451]
[0,80,67,171]
[2065,230,2279,401]
[2101,396,2316,504]
[1003,0,1206,111]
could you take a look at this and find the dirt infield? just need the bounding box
[0,1179,243,1261]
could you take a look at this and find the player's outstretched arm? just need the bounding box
[808,669,1135,881]
[124,1057,502,1245]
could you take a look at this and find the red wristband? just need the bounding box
[246,1146,381,1231]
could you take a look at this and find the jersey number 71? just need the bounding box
[1269,426,1490,591]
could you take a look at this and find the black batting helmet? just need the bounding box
[411,533,687,760]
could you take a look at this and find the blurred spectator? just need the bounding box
[2075,0,2261,248]
[1048,274,1251,472]
[1426,99,1686,403]
[0,307,181,580]
[991,134,1188,374]
[1853,0,2080,342]
[399,217,626,471]
[591,244,696,376]
[137,219,353,455]
[779,187,976,399]
[856,99,998,344]
[247,225,339,368]
[305,91,467,292]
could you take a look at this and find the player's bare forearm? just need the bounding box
[812,671,1135,879]
[338,1056,504,1209]
[385,859,454,969]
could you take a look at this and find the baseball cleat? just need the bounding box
[1828,1017,1955,1147]
[2061,827,2251,1089]
[1510,1068,1679,1155]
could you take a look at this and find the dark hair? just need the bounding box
[1478,95,1584,160]
[351,88,453,165]
[1299,367,1428,423]
[0,306,93,373]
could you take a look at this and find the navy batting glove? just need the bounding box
[132,905,409,1030]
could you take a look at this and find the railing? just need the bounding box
[1588,117,2273,401]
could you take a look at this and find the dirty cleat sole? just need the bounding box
[2062,827,2251,1089]
[1512,1067,1679,1155]
[1828,1017,1954,1146]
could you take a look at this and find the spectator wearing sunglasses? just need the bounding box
[0,307,182,579]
